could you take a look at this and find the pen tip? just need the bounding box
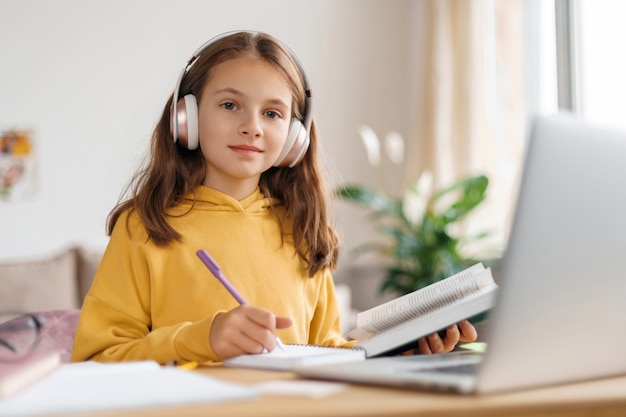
[275,336,288,352]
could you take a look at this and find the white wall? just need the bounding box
[0,0,422,304]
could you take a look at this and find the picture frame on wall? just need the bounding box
[0,127,38,202]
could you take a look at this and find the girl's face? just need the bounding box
[197,53,293,199]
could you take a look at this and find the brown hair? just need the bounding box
[107,31,339,275]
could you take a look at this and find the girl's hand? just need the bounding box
[414,320,478,354]
[209,305,292,360]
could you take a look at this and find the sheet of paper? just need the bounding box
[0,361,257,417]
[254,380,348,398]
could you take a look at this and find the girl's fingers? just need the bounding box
[457,320,478,342]
[417,336,432,354]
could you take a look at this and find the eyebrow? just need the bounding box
[213,87,290,109]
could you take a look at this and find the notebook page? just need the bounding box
[224,344,365,371]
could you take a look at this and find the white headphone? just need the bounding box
[170,31,313,168]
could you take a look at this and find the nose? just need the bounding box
[239,113,262,138]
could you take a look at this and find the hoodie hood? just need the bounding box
[172,185,281,215]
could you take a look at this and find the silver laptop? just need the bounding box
[294,114,626,394]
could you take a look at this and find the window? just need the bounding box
[548,0,626,131]
[578,0,626,130]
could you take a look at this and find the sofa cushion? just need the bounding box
[0,249,79,311]
[76,246,102,303]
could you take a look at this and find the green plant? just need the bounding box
[335,175,490,294]
[336,174,494,296]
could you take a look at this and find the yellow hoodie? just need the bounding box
[70,186,348,364]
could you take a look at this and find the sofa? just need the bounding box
[0,246,103,362]
[0,245,103,313]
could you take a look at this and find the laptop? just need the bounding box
[294,114,626,394]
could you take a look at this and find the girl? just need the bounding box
[71,31,476,364]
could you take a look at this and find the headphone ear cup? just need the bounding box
[184,95,199,150]
[274,119,309,167]
[172,94,199,150]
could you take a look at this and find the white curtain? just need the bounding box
[407,0,527,256]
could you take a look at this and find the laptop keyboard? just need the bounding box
[425,363,479,375]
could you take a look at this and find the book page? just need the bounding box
[347,264,495,340]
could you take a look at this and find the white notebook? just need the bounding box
[223,344,366,371]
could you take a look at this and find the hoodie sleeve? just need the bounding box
[70,212,222,364]
[307,269,358,348]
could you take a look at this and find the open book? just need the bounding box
[347,262,497,356]
[224,263,497,370]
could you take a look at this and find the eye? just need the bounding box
[264,110,281,119]
[220,102,237,111]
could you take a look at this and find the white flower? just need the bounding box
[402,171,433,226]
[416,170,433,197]
[358,125,381,167]
[384,130,404,164]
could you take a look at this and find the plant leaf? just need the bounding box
[434,175,488,222]
[334,185,394,213]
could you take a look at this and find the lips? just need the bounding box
[229,144,262,153]
[229,145,263,158]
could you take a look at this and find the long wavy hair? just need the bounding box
[107,31,339,276]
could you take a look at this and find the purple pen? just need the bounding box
[196,249,248,305]
[196,249,287,351]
